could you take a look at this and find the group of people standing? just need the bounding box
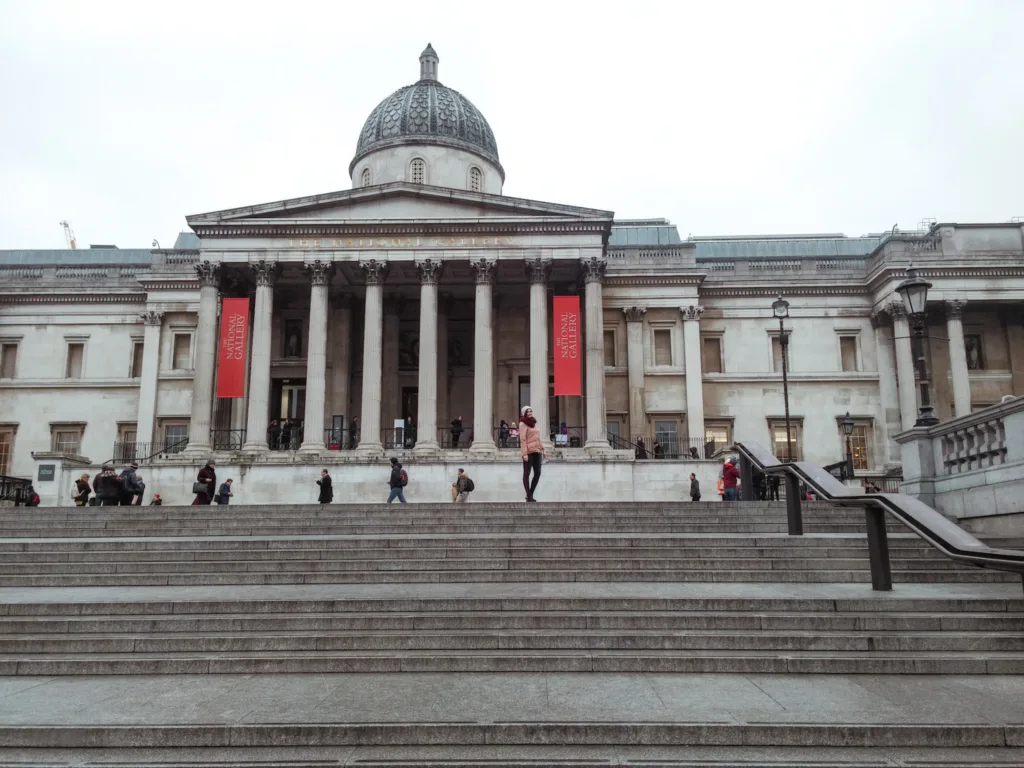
[75,461,160,507]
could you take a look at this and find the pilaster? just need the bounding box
[135,310,164,447]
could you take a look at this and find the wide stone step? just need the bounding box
[4,647,1024,675]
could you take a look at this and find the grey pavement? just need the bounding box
[1,672,1024,727]
[1,580,1020,605]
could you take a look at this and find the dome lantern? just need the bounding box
[419,43,438,82]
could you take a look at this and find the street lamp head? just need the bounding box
[895,266,932,317]
[772,296,790,319]
[842,411,855,436]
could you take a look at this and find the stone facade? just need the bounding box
[2,47,1024,504]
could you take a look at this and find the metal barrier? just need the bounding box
[110,438,189,464]
[211,430,246,451]
[734,440,1024,592]
[0,475,32,505]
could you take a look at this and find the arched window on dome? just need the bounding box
[410,158,426,185]
[360,167,371,187]
[469,167,482,192]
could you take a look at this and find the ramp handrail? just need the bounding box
[734,441,1024,591]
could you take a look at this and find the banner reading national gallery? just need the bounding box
[552,296,581,396]
[216,298,250,399]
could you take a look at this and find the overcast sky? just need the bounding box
[1,0,1022,249]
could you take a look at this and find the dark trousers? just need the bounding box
[768,485,780,501]
[523,452,542,498]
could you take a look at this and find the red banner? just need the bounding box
[216,298,250,399]
[552,295,582,396]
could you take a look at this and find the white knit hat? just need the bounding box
[521,405,531,417]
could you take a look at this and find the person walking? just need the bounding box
[73,474,91,507]
[519,405,544,502]
[118,461,143,506]
[635,437,648,460]
[216,478,233,505]
[94,462,122,507]
[453,467,474,503]
[132,474,146,505]
[689,472,701,501]
[450,416,463,449]
[652,439,664,459]
[386,457,408,504]
[722,457,741,501]
[192,459,216,506]
[767,474,781,501]
[317,469,333,504]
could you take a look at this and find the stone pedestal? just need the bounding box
[242,262,278,452]
[469,259,496,454]
[185,262,220,454]
[357,261,387,456]
[413,260,442,455]
[299,261,333,453]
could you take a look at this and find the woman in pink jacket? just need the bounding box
[519,405,545,502]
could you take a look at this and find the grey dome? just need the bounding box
[350,45,501,175]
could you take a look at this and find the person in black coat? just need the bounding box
[192,460,216,506]
[317,469,333,504]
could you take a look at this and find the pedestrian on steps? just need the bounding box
[519,405,544,502]
[689,472,701,501]
[192,459,216,506]
[722,457,740,501]
[453,468,474,503]
[95,462,122,507]
[317,469,333,504]
[387,457,408,504]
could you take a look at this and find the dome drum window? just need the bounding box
[361,168,371,187]
[410,158,426,185]
[469,167,482,192]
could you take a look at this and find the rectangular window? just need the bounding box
[848,423,870,470]
[172,334,192,370]
[51,427,83,455]
[130,341,145,378]
[0,343,17,378]
[704,421,732,455]
[769,420,801,461]
[653,329,672,366]
[771,336,790,373]
[654,420,679,458]
[702,337,723,373]
[607,419,624,449]
[162,422,189,452]
[65,343,84,378]
[840,336,858,372]
[965,334,984,370]
[603,330,616,367]
[0,429,13,475]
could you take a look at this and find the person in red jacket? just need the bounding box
[722,457,741,501]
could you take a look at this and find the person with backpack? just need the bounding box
[119,461,143,506]
[94,462,122,507]
[215,478,233,505]
[453,468,474,503]
[24,484,40,507]
[386,457,408,504]
[73,474,91,507]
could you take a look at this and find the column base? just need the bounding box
[540,439,555,454]
[182,443,212,457]
[584,439,613,457]
[241,443,269,454]
[468,441,497,456]
[297,442,326,455]
[412,440,440,457]
[355,442,384,458]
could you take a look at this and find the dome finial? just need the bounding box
[419,43,438,82]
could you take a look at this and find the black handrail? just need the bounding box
[108,438,190,465]
[734,440,1024,592]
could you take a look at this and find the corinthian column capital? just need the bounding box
[622,306,647,323]
[360,259,389,286]
[471,258,495,285]
[250,260,281,288]
[680,305,703,322]
[945,299,967,320]
[140,310,164,326]
[525,258,552,284]
[581,257,606,284]
[886,301,907,320]
[304,259,335,286]
[194,261,220,288]
[416,258,444,285]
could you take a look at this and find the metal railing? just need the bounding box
[267,426,303,451]
[627,436,718,460]
[0,475,33,505]
[734,440,1024,592]
[111,438,189,464]
[324,427,358,451]
[211,429,246,451]
[551,426,585,449]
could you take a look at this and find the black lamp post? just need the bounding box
[895,267,939,427]
[842,411,855,480]
[772,296,793,461]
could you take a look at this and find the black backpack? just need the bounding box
[465,477,475,493]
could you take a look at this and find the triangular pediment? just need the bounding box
[187,182,613,229]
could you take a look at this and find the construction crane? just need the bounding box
[60,220,77,249]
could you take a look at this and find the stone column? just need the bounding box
[186,261,220,453]
[623,306,646,439]
[945,300,971,417]
[438,293,451,441]
[889,302,918,430]
[327,295,352,441]
[135,310,163,446]
[526,259,554,452]
[871,310,901,464]
[382,304,400,443]
[242,261,279,451]
[357,260,387,455]
[469,258,496,454]
[413,259,443,455]
[681,305,705,449]
[582,257,610,453]
[299,260,334,452]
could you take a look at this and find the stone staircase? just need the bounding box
[1,500,1023,764]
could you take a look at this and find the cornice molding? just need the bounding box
[0,294,146,305]
[699,286,868,298]
[190,221,610,238]
[605,276,705,287]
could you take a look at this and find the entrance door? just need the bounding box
[402,387,418,447]
[270,379,306,449]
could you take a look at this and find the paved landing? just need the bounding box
[0,581,1020,605]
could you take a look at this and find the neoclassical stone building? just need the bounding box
[2,44,1024,504]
